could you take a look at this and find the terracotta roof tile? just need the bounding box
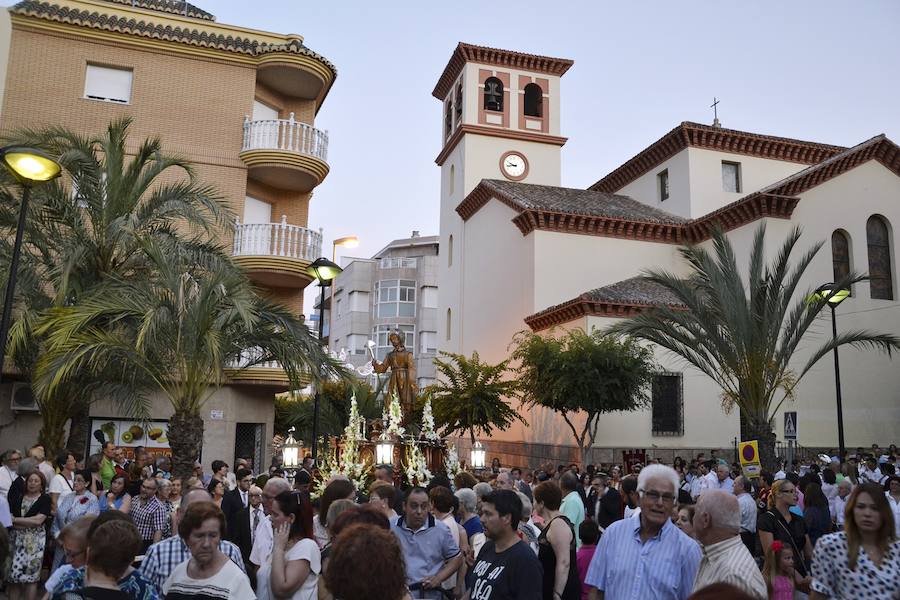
[582,276,684,307]
[100,0,214,21]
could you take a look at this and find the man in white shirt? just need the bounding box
[830,479,852,528]
[0,449,21,498]
[732,476,757,555]
[28,445,55,486]
[859,456,883,485]
[713,463,734,493]
[249,476,291,568]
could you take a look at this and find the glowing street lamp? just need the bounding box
[332,235,359,262]
[471,441,486,470]
[0,146,62,383]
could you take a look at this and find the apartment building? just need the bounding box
[0,0,336,470]
[328,232,440,390]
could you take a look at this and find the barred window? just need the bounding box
[652,373,683,436]
[867,215,893,300]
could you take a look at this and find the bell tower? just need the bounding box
[433,43,573,352]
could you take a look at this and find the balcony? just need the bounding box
[224,347,310,387]
[240,115,330,192]
[232,218,322,287]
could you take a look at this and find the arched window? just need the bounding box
[455,83,463,120]
[449,164,455,195]
[446,308,452,340]
[867,215,893,300]
[484,77,503,112]
[444,100,453,138]
[831,229,851,285]
[523,83,543,118]
[447,234,453,267]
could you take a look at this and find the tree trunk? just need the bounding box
[66,399,90,457]
[750,421,778,473]
[169,408,204,479]
[38,403,69,459]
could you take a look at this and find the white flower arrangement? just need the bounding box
[404,442,432,487]
[345,394,365,442]
[444,443,462,479]
[385,392,405,437]
[421,397,439,442]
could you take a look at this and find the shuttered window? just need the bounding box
[84,65,133,104]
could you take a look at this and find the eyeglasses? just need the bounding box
[779,488,796,494]
[640,490,676,504]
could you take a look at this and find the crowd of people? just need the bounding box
[0,441,897,600]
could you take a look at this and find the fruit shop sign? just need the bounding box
[89,418,171,459]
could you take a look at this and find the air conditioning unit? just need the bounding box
[9,382,38,412]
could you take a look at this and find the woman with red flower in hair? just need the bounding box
[51,469,100,569]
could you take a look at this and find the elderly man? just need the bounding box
[559,471,585,547]
[587,472,623,530]
[0,449,22,497]
[732,476,757,555]
[701,463,733,495]
[496,470,514,491]
[140,487,245,590]
[586,465,700,600]
[229,484,264,588]
[830,479,852,528]
[691,490,766,599]
[248,475,292,568]
[392,487,462,599]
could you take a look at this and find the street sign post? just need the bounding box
[784,411,798,440]
[739,440,762,478]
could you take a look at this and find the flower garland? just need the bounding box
[404,442,432,487]
[385,392,405,437]
[421,397,439,442]
[444,443,462,479]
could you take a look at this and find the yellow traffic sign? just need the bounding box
[739,440,761,478]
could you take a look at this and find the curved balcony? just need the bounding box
[240,115,329,192]
[224,347,310,387]
[256,41,336,108]
[232,218,322,287]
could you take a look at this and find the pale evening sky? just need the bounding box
[7,1,899,315]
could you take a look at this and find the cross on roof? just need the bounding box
[711,97,721,128]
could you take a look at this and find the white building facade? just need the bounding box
[435,43,900,467]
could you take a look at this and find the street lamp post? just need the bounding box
[331,235,359,262]
[812,283,850,459]
[0,146,62,383]
[306,256,342,464]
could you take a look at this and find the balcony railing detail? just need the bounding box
[242,113,328,162]
[226,347,281,370]
[233,217,322,262]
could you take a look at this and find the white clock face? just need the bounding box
[502,153,527,179]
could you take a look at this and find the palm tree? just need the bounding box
[33,239,343,477]
[275,380,381,443]
[426,351,524,445]
[0,118,230,454]
[607,224,899,469]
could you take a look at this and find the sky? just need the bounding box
[6,0,900,314]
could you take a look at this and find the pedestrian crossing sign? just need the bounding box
[739,440,761,478]
[784,411,798,440]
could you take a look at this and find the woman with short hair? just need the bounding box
[163,501,254,599]
[52,469,100,569]
[99,473,132,513]
[207,478,226,508]
[49,451,77,513]
[810,482,900,599]
[6,469,51,600]
[324,523,410,600]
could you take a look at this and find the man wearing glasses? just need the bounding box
[585,464,701,600]
[0,449,21,498]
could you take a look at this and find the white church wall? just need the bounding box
[531,232,687,311]
[438,143,466,354]
[464,135,562,188]
[615,148,692,219]
[687,147,807,219]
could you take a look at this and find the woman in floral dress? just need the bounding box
[51,469,100,569]
[6,470,51,600]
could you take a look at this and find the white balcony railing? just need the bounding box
[242,113,329,162]
[233,217,322,262]
[226,346,281,370]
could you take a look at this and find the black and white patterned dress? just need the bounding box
[811,531,900,599]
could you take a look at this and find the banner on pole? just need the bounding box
[739,440,762,478]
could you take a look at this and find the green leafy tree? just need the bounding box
[511,329,656,464]
[0,118,229,454]
[33,240,342,478]
[275,380,380,442]
[607,224,900,470]
[426,351,524,444]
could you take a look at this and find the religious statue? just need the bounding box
[372,330,417,426]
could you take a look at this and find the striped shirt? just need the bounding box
[162,557,255,599]
[585,514,700,600]
[130,495,167,541]
[692,535,767,600]
[140,534,246,591]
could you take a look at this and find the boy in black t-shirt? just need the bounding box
[470,490,542,600]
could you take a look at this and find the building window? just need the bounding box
[867,215,894,300]
[421,286,438,309]
[484,77,503,112]
[448,235,453,267]
[658,169,669,201]
[335,298,342,318]
[373,324,415,361]
[420,331,437,355]
[449,164,455,195]
[455,83,463,121]
[445,100,453,139]
[348,291,369,312]
[375,280,416,318]
[523,83,543,118]
[84,64,133,104]
[446,308,451,340]
[651,373,683,436]
[831,230,851,288]
[379,257,416,269]
[721,161,741,193]
[347,334,367,355]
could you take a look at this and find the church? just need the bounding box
[433,43,900,466]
